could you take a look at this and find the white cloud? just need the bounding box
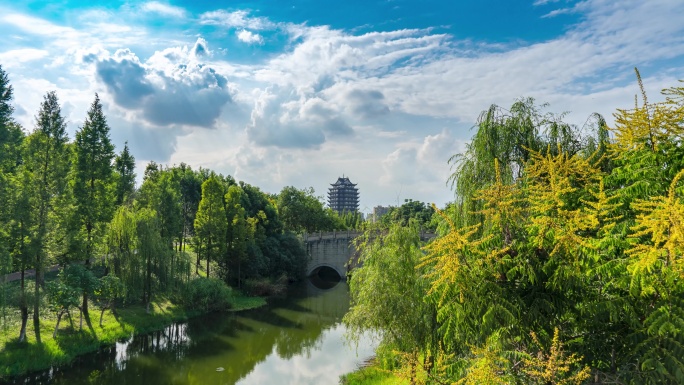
[2,0,684,208]
[1,13,81,39]
[237,29,264,44]
[0,48,49,68]
[533,0,561,5]
[200,10,276,30]
[140,1,186,18]
[94,39,234,129]
[542,7,576,18]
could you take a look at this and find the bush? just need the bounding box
[182,278,233,312]
[243,275,287,296]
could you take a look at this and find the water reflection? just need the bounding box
[8,280,374,385]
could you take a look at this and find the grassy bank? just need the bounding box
[0,293,266,379]
[339,365,406,385]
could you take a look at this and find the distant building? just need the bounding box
[328,176,359,214]
[372,205,390,222]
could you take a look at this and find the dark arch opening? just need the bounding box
[308,266,342,290]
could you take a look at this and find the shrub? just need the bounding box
[243,275,287,296]
[182,278,233,312]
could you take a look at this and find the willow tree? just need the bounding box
[136,208,163,312]
[106,206,141,301]
[23,91,70,343]
[447,99,545,230]
[344,222,438,383]
[73,94,115,325]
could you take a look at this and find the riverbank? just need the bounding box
[0,294,266,379]
[340,365,405,385]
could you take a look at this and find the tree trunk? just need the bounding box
[33,255,41,344]
[146,252,152,313]
[100,306,106,327]
[195,245,200,276]
[53,311,63,338]
[18,269,28,343]
[82,228,92,327]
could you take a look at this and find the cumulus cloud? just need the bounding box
[246,87,353,148]
[343,89,390,119]
[3,0,684,209]
[236,29,264,44]
[94,39,233,128]
[381,129,464,187]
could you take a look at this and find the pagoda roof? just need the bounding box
[330,176,357,187]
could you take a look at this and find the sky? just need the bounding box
[1,0,683,213]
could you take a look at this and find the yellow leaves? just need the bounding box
[628,168,684,284]
[522,328,591,385]
[525,147,601,259]
[455,336,512,385]
[420,207,483,304]
[610,72,684,155]
[474,158,524,244]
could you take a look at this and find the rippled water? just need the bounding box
[11,280,375,385]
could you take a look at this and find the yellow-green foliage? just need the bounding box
[522,328,591,385]
[628,169,684,285]
[347,73,684,384]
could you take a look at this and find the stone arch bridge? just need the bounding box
[303,230,436,279]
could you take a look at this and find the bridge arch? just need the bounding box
[306,263,345,280]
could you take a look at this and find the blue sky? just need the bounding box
[1,0,683,212]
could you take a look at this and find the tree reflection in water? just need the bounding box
[9,279,374,385]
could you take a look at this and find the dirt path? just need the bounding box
[2,264,62,283]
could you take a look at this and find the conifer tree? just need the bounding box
[73,94,115,326]
[114,142,136,206]
[24,91,70,343]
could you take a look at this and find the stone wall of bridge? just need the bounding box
[303,231,360,278]
[303,230,435,279]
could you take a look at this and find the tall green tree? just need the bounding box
[223,185,250,286]
[175,163,202,252]
[114,142,136,206]
[73,94,115,325]
[194,177,227,278]
[277,186,345,232]
[6,167,32,341]
[23,91,70,343]
[0,65,23,332]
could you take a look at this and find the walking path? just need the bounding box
[1,264,61,283]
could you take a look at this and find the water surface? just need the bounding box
[11,280,374,385]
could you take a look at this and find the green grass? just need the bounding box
[230,294,267,311]
[339,366,406,385]
[0,292,266,380]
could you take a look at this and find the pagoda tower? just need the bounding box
[328,176,359,214]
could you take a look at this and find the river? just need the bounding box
[9,279,375,385]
